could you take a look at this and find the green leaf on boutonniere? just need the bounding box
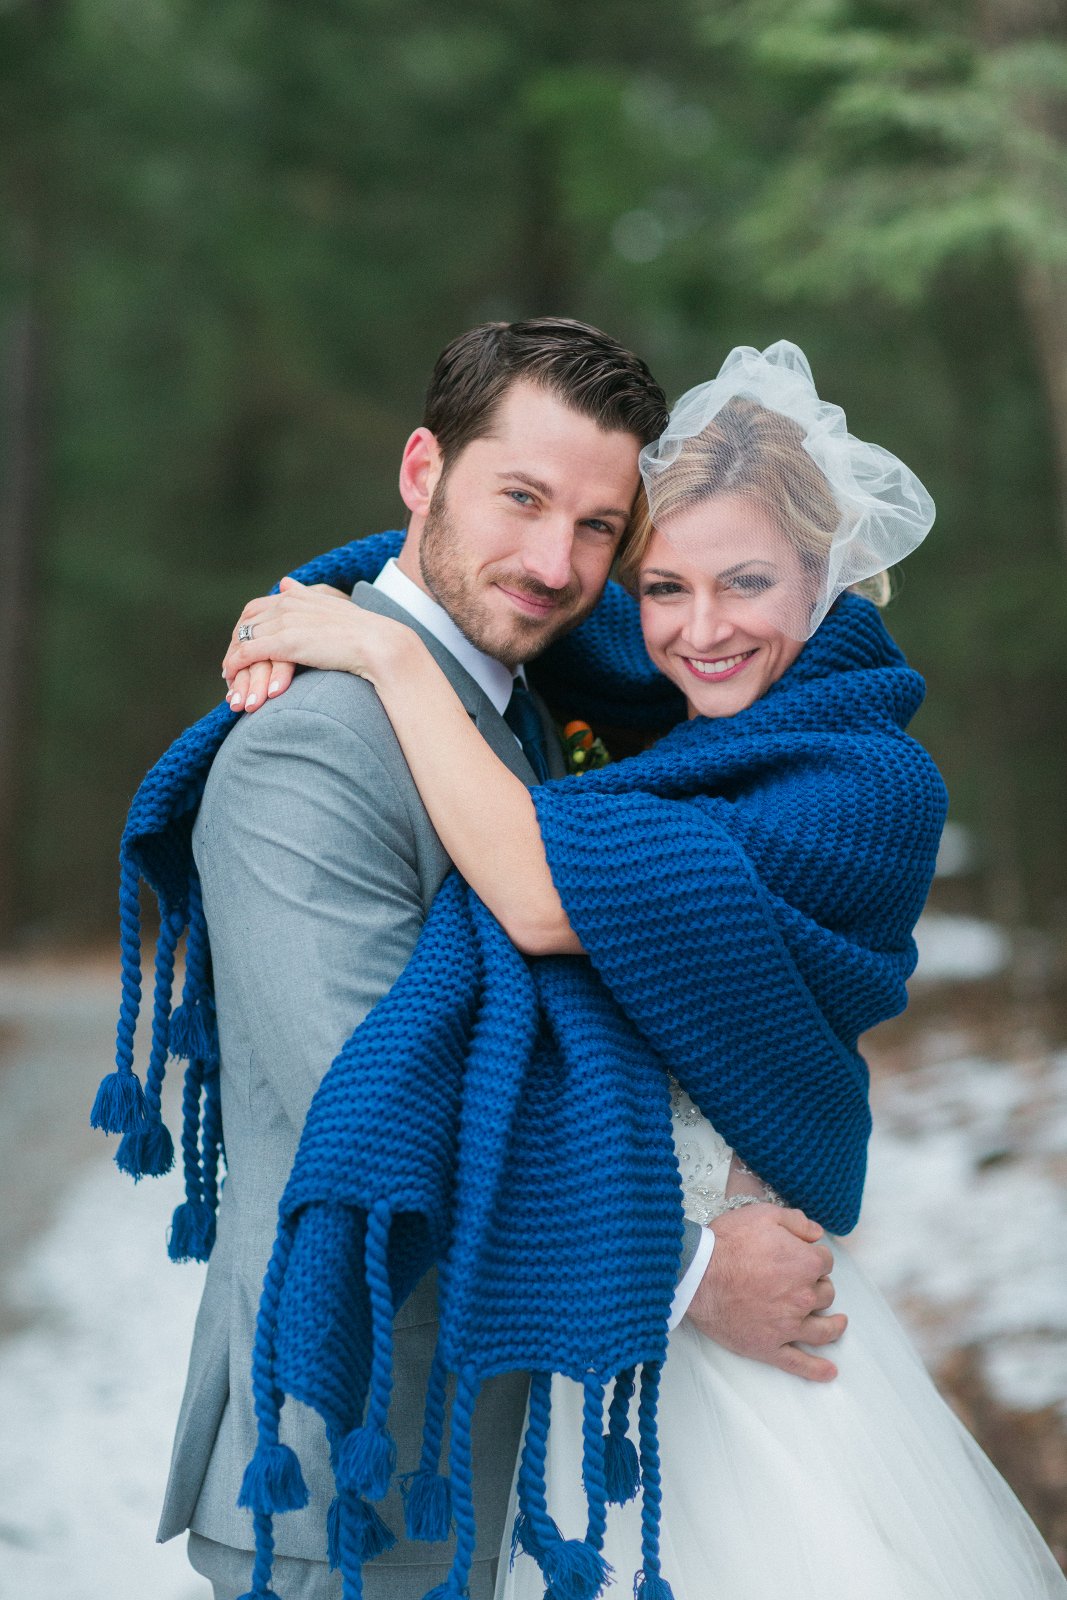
[560,720,611,775]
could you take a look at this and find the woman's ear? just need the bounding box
[399,428,444,518]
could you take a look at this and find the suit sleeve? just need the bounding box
[193,701,430,1135]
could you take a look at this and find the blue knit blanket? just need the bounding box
[91,530,946,1600]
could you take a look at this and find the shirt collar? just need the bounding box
[372,557,523,715]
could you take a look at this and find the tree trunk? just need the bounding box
[1016,260,1067,563]
[0,0,62,942]
[0,273,47,944]
[980,0,1067,560]
[515,121,576,313]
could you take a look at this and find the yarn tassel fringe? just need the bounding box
[327,1491,397,1569]
[634,1574,676,1600]
[603,1367,640,1505]
[401,1467,452,1543]
[404,1339,453,1542]
[169,993,219,1064]
[335,1202,398,1503]
[512,1372,612,1600]
[539,1536,612,1600]
[422,1365,480,1600]
[239,1441,310,1515]
[115,1120,175,1179]
[336,1422,397,1503]
[168,1198,217,1262]
[90,1068,147,1135]
[602,1429,640,1505]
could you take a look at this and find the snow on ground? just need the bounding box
[0,1156,210,1600]
[911,911,1011,984]
[0,932,1063,1599]
[854,1047,1067,1416]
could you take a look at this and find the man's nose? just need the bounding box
[520,519,575,592]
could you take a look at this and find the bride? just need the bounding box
[222,342,1067,1599]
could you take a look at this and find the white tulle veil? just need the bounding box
[637,341,935,640]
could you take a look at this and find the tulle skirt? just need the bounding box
[495,1244,1067,1599]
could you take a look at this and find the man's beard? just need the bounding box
[418,483,593,670]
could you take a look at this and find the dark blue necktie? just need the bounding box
[504,680,551,782]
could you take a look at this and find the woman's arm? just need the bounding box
[223,579,583,956]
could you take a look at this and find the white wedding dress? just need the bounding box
[496,1081,1067,1599]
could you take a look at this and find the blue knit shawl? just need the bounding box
[91,530,946,1600]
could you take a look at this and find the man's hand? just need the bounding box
[686,1204,845,1382]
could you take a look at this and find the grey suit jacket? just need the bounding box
[158,583,561,1570]
[158,581,702,1578]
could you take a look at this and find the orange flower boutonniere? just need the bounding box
[561,720,611,775]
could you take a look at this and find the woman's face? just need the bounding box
[637,493,811,718]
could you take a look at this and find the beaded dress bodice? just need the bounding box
[669,1078,736,1226]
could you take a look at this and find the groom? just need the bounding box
[160,318,843,1600]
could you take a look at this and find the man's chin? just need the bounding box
[485,609,585,667]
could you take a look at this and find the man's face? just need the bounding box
[416,382,642,668]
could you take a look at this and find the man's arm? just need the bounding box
[683,1206,846,1382]
[195,692,432,1133]
[221,590,581,955]
[669,1222,716,1330]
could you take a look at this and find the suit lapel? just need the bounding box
[350,583,540,786]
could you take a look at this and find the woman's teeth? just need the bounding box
[689,651,753,676]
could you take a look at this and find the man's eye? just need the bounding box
[582,519,615,535]
[507,490,534,507]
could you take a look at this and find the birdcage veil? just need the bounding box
[637,341,935,640]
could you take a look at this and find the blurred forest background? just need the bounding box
[2,4,1067,1589]
[3,0,1067,950]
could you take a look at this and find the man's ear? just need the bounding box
[399,428,444,518]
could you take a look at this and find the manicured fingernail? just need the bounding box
[245,693,258,708]
[231,693,243,708]
[268,680,280,696]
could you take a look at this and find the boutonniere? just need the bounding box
[560,719,611,775]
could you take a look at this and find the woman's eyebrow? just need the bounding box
[718,560,777,580]
[643,566,684,579]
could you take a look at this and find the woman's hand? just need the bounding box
[225,657,295,713]
[222,577,414,711]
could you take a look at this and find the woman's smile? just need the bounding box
[680,648,758,681]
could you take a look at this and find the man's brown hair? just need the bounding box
[423,317,668,469]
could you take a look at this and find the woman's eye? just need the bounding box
[642,581,684,597]
[729,573,775,595]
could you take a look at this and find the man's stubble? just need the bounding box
[418,480,596,671]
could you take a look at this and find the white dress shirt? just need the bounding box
[373,558,519,712]
[373,556,712,1327]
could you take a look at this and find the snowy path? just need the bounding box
[0,964,209,1600]
[0,921,1064,1598]
[0,1160,209,1600]
[859,1049,1067,1414]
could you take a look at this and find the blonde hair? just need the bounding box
[617,396,891,607]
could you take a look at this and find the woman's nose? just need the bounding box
[684,600,735,653]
